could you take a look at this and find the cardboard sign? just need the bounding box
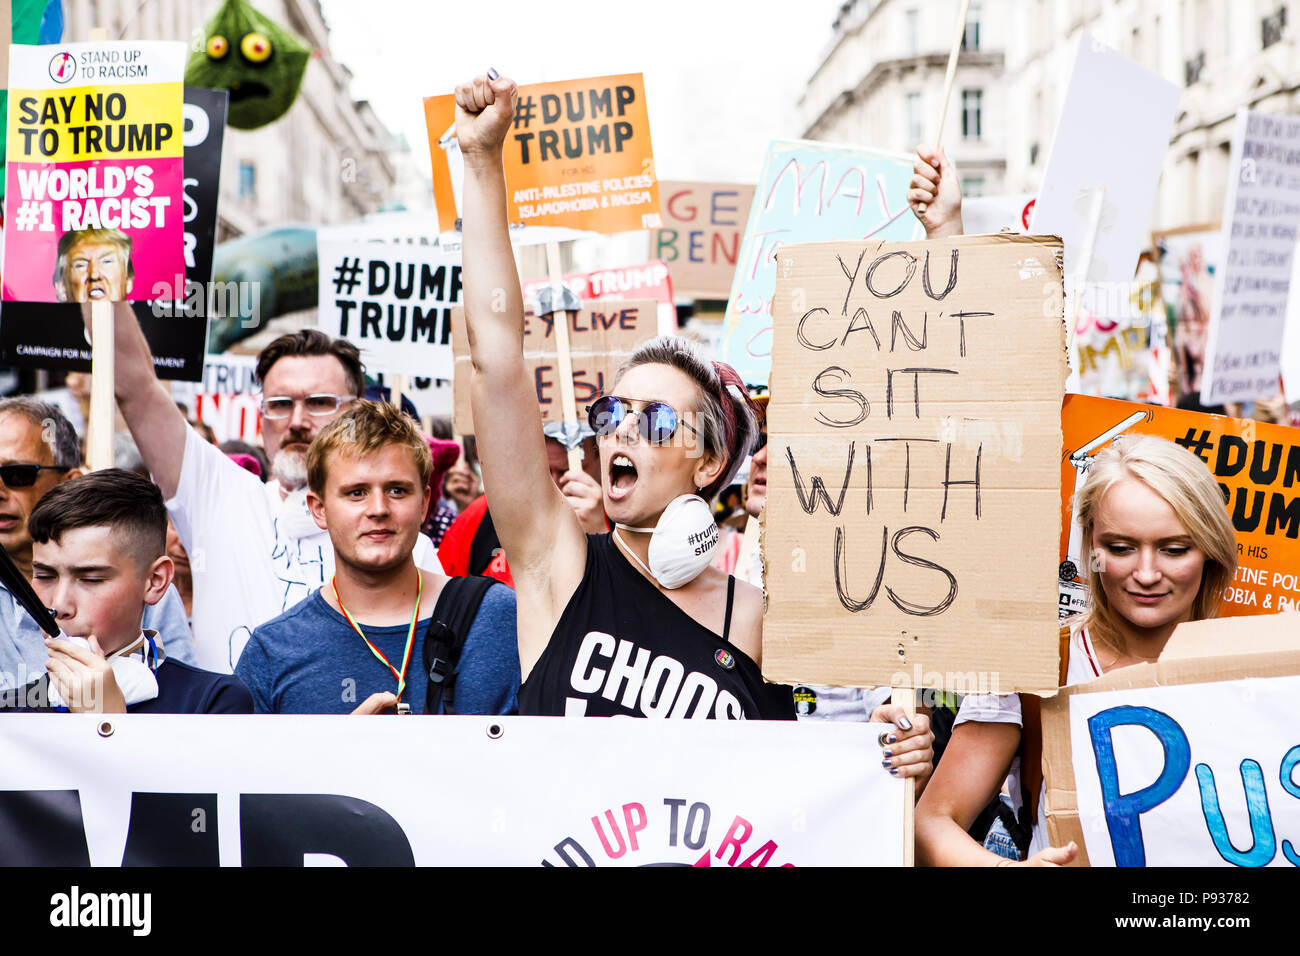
[0,715,904,866]
[3,41,186,303]
[652,181,755,299]
[451,298,656,432]
[0,86,227,380]
[425,73,661,235]
[1200,110,1300,406]
[1058,394,1300,619]
[521,260,674,337]
[1043,614,1300,866]
[763,234,1067,692]
[719,140,921,386]
[316,234,461,378]
[1030,36,1179,288]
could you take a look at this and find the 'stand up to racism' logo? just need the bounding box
[541,798,796,867]
[48,52,77,84]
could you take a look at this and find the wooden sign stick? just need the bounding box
[85,28,115,473]
[916,0,971,216]
[544,240,584,472]
[891,685,918,867]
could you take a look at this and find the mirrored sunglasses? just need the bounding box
[586,395,698,444]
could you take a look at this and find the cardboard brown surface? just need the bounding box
[763,234,1066,692]
[451,298,657,432]
[1042,613,1300,866]
[652,181,755,299]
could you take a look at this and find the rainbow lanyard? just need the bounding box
[331,571,422,705]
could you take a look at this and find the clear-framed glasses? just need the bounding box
[259,393,354,420]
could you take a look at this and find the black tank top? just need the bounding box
[519,533,794,719]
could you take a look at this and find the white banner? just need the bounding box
[1067,676,1300,867]
[1201,109,1300,406]
[0,715,903,867]
[316,235,461,378]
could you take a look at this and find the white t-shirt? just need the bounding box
[953,624,1103,857]
[166,424,444,673]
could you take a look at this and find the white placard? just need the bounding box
[316,235,461,378]
[1068,676,1300,867]
[1201,110,1300,406]
[0,715,904,867]
[1030,35,1179,288]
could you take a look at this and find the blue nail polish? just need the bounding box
[889,769,899,776]
[487,67,499,80]
[898,717,913,731]
[881,759,892,768]
[882,750,892,758]
[888,734,898,744]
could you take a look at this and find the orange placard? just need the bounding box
[424,73,661,235]
[1059,395,1300,619]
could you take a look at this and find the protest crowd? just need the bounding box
[2,1,1300,878]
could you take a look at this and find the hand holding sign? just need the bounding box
[453,71,517,162]
[909,146,964,240]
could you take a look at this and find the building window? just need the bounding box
[961,176,986,198]
[907,92,923,144]
[1184,49,1205,86]
[960,3,981,51]
[906,7,919,55]
[961,89,982,140]
[238,162,257,200]
[1262,6,1286,48]
[1029,142,1040,165]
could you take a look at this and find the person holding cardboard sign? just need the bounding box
[454,70,794,721]
[916,435,1238,865]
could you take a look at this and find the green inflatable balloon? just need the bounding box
[185,0,311,130]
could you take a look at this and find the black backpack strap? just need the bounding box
[722,576,736,644]
[424,575,497,715]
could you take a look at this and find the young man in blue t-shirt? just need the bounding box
[1,469,251,714]
[236,401,519,715]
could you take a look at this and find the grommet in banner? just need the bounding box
[486,723,504,739]
[878,730,892,748]
[714,648,736,671]
[97,721,114,738]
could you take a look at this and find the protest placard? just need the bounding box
[1058,394,1300,620]
[424,73,661,235]
[1154,225,1221,401]
[0,715,904,866]
[1200,109,1300,406]
[763,234,1066,693]
[0,86,227,380]
[170,352,261,443]
[1043,614,1300,866]
[451,298,656,432]
[1029,35,1179,291]
[719,140,920,387]
[521,259,674,336]
[961,193,1035,236]
[316,234,461,379]
[652,181,754,299]
[2,40,186,303]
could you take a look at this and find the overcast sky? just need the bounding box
[319,0,845,189]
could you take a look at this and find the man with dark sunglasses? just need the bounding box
[0,398,197,690]
[83,305,444,674]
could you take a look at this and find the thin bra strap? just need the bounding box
[722,575,736,643]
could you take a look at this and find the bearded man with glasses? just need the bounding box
[83,306,444,674]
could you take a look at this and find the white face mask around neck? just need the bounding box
[614,494,719,589]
